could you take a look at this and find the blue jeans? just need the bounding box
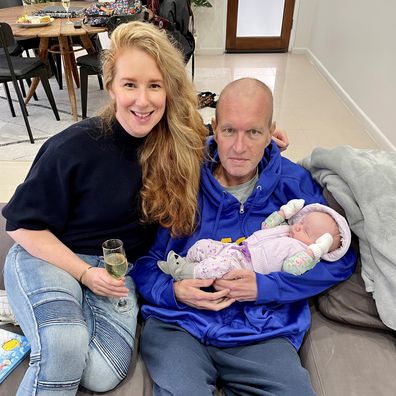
[4,244,138,395]
[141,318,316,396]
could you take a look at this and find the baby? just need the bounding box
[158,199,351,280]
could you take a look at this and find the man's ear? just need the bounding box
[211,118,217,140]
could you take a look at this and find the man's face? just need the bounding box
[212,91,274,187]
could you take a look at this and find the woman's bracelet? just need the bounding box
[79,266,93,283]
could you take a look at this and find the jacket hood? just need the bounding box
[289,203,351,261]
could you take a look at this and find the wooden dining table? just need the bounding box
[0,1,106,121]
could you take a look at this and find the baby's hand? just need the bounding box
[309,233,333,260]
[280,199,305,219]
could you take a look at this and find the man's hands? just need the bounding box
[214,269,258,302]
[81,267,129,298]
[174,278,235,311]
[174,270,258,309]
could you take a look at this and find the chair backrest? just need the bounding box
[0,0,23,9]
[0,22,20,83]
[0,22,16,50]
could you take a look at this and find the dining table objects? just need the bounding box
[0,1,106,121]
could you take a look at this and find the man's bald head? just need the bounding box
[215,78,274,128]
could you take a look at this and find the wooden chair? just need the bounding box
[0,22,60,144]
[46,0,103,91]
[0,1,40,62]
[0,0,42,109]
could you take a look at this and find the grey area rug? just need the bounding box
[0,75,108,161]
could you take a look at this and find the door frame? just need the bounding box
[226,0,296,53]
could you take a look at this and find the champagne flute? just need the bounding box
[102,239,130,312]
[61,0,73,25]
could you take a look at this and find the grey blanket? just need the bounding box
[300,145,396,330]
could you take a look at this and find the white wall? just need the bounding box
[292,0,316,49]
[293,0,396,150]
[193,0,227,55]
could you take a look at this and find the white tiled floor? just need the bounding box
[0,52,380,203]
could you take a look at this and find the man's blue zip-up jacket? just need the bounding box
[132,139,356,350]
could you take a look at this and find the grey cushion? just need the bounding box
[318,190,391,331]
[300,306,396,396]
[0,203,13,289]
[317,259,391,331]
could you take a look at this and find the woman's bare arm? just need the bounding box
[7,229,128,297]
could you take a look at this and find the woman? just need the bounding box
[2,21,207,395]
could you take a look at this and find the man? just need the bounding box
[132,78,356,395]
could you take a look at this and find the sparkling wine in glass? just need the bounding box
[102,239,130,312]
[61,0,73,24]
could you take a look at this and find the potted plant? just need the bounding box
[191,0,212,7]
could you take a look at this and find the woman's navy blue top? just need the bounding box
[2,117,156,262]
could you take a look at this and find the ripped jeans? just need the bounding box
[4,244,138,396]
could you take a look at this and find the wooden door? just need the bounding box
[226,0,296,53]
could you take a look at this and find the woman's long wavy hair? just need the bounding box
[99,22,207,236]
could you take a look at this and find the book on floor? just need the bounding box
[0,328,30,384]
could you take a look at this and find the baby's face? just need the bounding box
[289,212,339,247]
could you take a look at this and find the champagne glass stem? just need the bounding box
[117,298,127,308]
[62,1,72,24]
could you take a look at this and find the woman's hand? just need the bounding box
[272,128,289,152]
[82,267,129,297]
[174,278,235,311]
[214,269,258,302]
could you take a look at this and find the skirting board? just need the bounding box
[195,48,224,56]
[293,48,395,152]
